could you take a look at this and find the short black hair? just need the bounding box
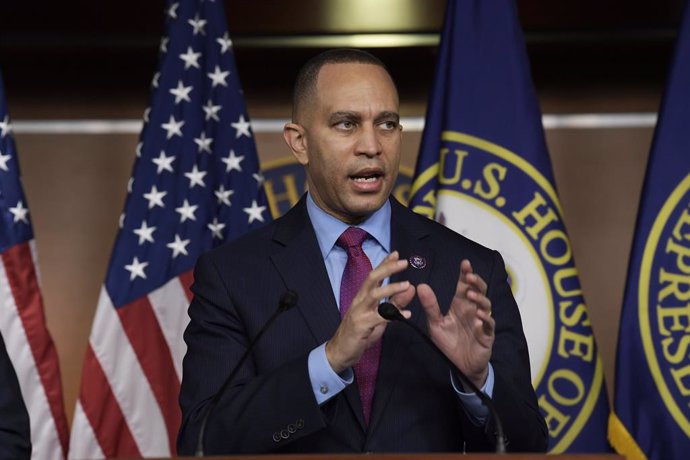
[291,48,393,121]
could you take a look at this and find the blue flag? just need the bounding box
[609,4,690,460]
[409,0,610,452]
[69,0,270,457]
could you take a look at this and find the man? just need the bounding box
[178,49,548,454]
[0,331,31,458]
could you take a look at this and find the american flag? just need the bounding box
[68,0,270,457]
[0,71,70,458]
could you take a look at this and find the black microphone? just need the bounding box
[378,302,507,454]
[195,290,299,456]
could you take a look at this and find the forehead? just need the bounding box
[314,62,399,111]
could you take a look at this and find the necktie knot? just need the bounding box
[336,227,369,252]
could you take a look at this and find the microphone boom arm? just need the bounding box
[378,302,507,454]
[195,290,298,456]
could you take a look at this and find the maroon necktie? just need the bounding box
[336,226,381,425]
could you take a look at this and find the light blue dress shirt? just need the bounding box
[304,193,493,423]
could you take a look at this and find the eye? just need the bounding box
[334,120,355,131]
[379,120,399,131]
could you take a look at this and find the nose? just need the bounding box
[356,124,382,157]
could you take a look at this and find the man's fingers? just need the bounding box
[474,307,495,337]
[365,251,408,289]
[386,284,416,320]
[460,259,473,276]
[416,283,443,323]
[354,251,409,305]
[371,280,411,304]
[466,273,488,296]
[460,259,487,295]
[391,283,415,307]
[344,251,411,318]
[467,288,491,312]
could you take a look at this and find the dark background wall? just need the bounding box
[0,0,685,424]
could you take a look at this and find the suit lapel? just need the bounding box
[270,197,341,346]
[368,199,435,435]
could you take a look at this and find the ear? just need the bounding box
[283,123,309,166]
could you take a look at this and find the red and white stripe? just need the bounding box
[0,240,69,459]
[69,272,193,459]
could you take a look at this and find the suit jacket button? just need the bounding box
[280,429,289,439]
[296,419,304,429]
[287,424,297,433]
[272,432,281,442]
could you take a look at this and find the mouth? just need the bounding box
[349,168,385,192]
[351,175,381,183]
[350,168,384,182]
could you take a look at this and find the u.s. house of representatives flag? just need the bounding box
[0,70,70,458]
[609,3,690,459]
[68,0,269,457]
[408,0,610,452]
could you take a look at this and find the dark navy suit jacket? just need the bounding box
[178,196,548,455]
[0,332,31,458]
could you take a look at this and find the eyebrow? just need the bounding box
[328,111,361,125]
[374,111,400,124]
[327,111,400,125]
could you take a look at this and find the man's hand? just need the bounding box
[417,259,495,388]
[326,251,415,373]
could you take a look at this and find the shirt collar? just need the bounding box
[306,192,391,258]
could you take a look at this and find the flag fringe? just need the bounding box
[608,412,647,460]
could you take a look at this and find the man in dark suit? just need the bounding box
[178,49,548,455]
[0,331,31,458]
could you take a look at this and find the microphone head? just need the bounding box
[378,302,404,321]
[278,290,299,312]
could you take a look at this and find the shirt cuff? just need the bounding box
[450,363,495,425]
[308,343,354,405]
